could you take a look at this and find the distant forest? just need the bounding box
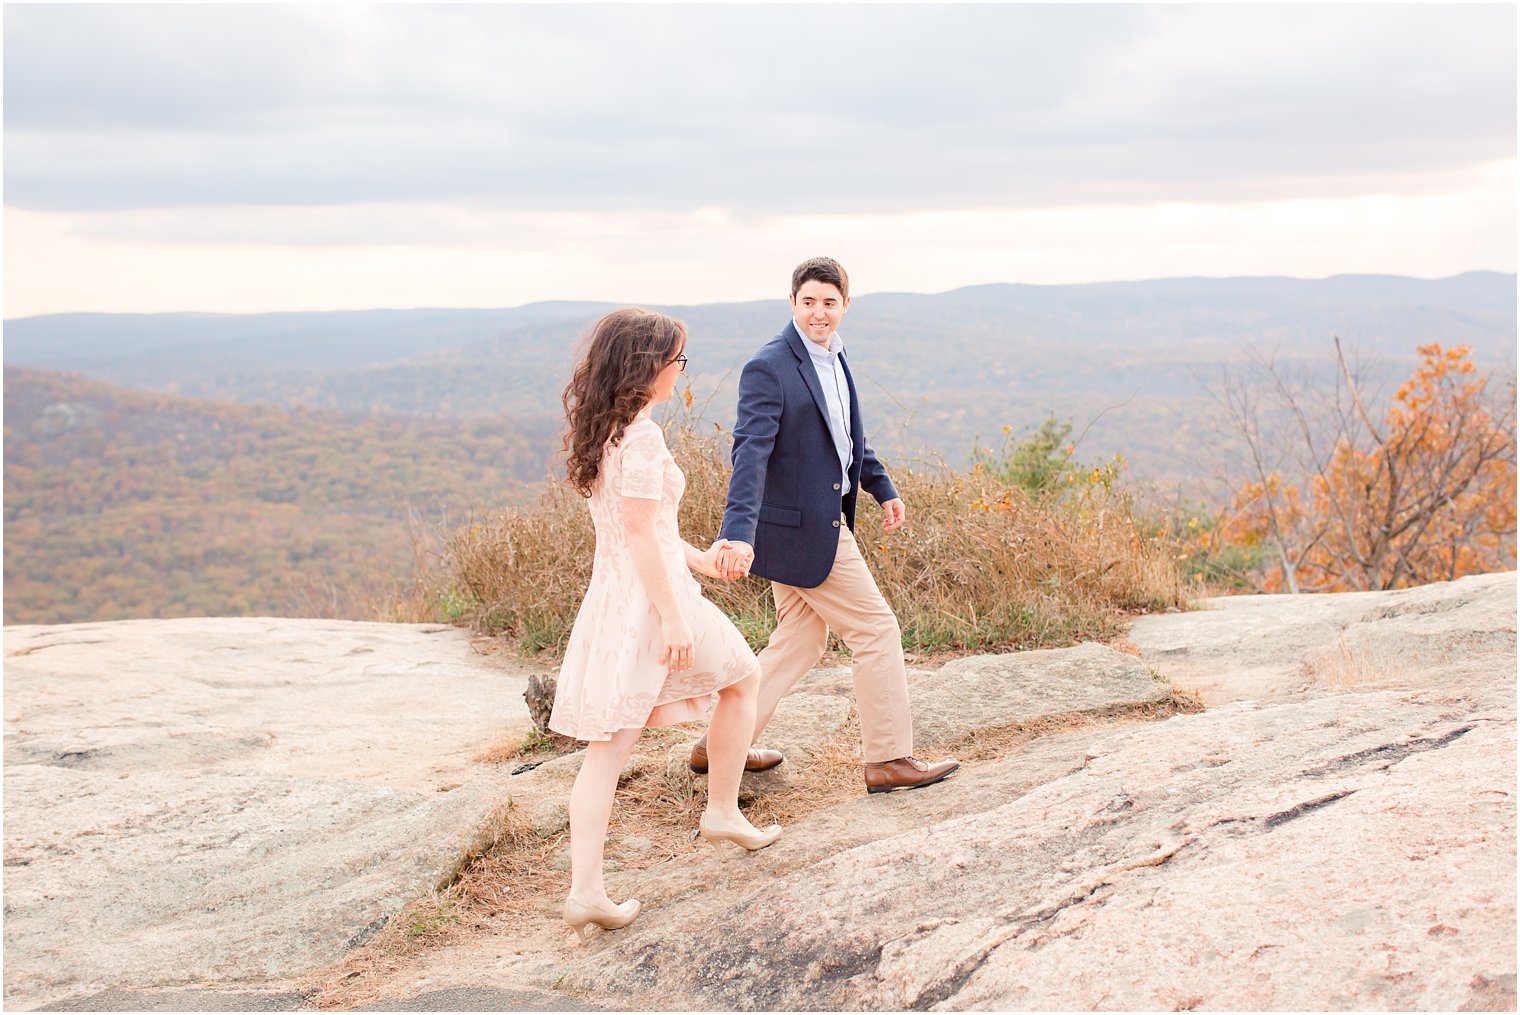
[4,368,553,625]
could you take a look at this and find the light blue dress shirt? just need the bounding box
[802,331,853,496]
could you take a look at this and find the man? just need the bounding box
[693,256,959,794]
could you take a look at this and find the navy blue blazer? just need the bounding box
[719,320,900,588]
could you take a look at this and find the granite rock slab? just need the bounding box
[556,690,1515,1011]
[1130,570,1515,705]
[908,641,1173,748]
[3,618,532,1009]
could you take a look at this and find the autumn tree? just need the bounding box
[1205,341,1516,593]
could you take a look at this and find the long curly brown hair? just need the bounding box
[562,307,686,497]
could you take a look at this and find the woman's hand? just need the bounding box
[692,538,733,579]
[659,615,695,672]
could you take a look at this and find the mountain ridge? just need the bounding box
[7,270,1510,326]
[4,271,1514,480]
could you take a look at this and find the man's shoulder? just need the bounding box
[750,337,788,361]
[748,324,798,364]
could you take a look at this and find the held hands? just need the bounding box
[713,540,754,580]
[706,502,899,580]
[698,538,749,580]
[659,614,695,673]
[695,538,732,579]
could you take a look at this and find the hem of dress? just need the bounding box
[549,661,751,743]
[548,721,647,744]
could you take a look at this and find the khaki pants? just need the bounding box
[751,519,914,764]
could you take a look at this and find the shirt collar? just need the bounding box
[800,329,845,359]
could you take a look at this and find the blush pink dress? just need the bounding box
[549,416,758,742]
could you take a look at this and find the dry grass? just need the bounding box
[1303,635,1411,689]
[932,687,1207,765]
[862,461,1186,652]
[439,413,1187,656]
[740,715,872,829]
[471,725,577,766]
[300,797,551,1009]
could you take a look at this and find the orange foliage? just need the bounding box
[1218,344,1516,592]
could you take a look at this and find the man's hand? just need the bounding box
[715,540,754,579]
[881,498,907,532]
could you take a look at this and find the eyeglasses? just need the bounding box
[673,354,688,373]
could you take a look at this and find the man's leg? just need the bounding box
[787,524,913,763]
[749,580,830,743]
[741,524,955,791]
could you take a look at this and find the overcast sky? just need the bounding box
[4,3,1515,317]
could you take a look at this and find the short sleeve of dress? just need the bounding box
[618,420,668,501]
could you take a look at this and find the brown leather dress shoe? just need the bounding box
[864,756,960,794]
[689,737,785,774]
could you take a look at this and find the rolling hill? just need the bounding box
[4,367,555,625]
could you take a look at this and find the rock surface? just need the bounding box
[561,693,1512,1011]
[908,641,1173,747]
[35,986,595,1012]
[536,572,1516,1010]
[7,573,1516,1012]
[3,618,534,1009]
[1128,570,1516,706]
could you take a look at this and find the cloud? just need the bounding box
[8,158,1513,318]
[5,4,1513,215]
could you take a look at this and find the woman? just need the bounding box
[549,307,782,942]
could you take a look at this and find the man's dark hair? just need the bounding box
[791,257,849,301]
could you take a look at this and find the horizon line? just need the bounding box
[5,268,1513,324]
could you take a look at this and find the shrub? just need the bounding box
[443,406,1186,655]
[971,414,1081,497]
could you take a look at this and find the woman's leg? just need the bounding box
[567,725,643,904]
[703,663,762,824]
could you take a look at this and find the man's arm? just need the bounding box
[858,436,906,531]
[857,435,900,506]
[718,357,783,548]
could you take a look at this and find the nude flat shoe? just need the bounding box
[562,896,642,944]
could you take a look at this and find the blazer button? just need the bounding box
[833,483,841,491]
[832,520,840,528]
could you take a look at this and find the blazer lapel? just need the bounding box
[784,321,832,426]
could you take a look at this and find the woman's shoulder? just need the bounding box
[625,416,661,434]
[621,417,665,442]
[617,417,668,455]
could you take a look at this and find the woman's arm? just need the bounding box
[623,495,694,671]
